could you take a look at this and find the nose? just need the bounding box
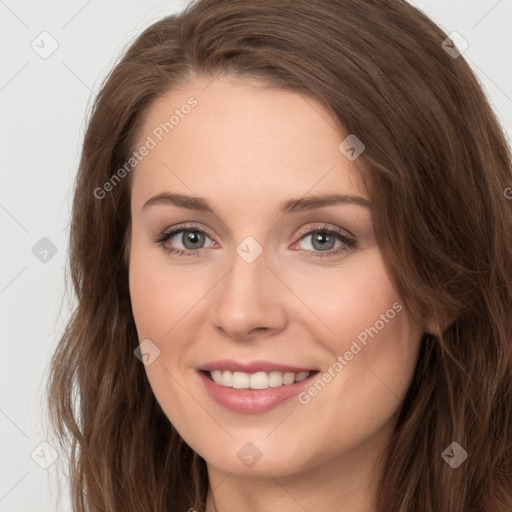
[211,246,287,341]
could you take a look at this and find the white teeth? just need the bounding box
[232,371,249,389]
[295,371,310,382]
[268,371,284,387]
[249,372,268,389]
[221,371,232,387]
[283,372,295,385]
[208,369,313,389]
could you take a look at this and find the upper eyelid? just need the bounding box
[295,223,354,239]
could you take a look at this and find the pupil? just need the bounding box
[312,232,334,251]
[183,230,204,249]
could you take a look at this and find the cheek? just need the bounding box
[291,250,403,344]
[295,251,421,398]
[128,241,203,340]
[128,254,165,338]
[128,243,201,432]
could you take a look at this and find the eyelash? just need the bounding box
[153,223,357,259]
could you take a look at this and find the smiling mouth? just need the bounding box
[200,369,320,390]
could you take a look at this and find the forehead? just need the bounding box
[131,74,367,207]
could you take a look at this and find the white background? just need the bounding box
[1,1,511,510]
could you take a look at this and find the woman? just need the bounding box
[46,0,512,510]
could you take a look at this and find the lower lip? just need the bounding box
[198,370,318,414]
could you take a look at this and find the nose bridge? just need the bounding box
[211,237,286,338]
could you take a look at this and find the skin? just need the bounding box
[128,73,425,512]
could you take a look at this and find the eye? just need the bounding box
[291,224,357,259]
[153,224,216,256]
[153,223,357,259]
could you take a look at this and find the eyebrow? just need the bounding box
[142,192,371,215]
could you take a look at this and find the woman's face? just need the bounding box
[128,74,424,479]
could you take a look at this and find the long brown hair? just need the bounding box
[46,1,512,510]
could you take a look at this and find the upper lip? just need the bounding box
[200,360,317,374]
